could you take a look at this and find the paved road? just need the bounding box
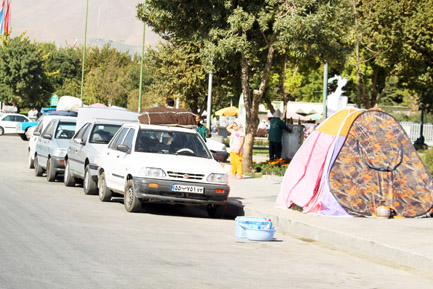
[1,135,433,289]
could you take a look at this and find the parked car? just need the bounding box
[97,123,230,217]
[16,107,57,140]
[205,137,229,162]
[64,120,128,194]
[28,113,77,169]
[34,117,77,181]
[0,113,30,136]
[64,106,139,194]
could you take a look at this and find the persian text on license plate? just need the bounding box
[171,184,204,194]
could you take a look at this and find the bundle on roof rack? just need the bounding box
[139,107,197,127]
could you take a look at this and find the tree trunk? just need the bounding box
[241,33,277,173]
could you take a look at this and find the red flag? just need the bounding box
[4,0,10,35]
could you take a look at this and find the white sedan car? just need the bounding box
[0,113,30,136]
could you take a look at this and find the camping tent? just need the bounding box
[275,108,433,218]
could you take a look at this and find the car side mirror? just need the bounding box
[33,131,40,136]
[43,134,52,139]
[117,144,130,153]
[213,152,224,162]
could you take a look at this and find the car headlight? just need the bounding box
[207,173,227,184]
[54,148,67,157]
[139,167,166,178]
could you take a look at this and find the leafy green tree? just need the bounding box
[41,43,82,97]
[142,41,241,114]
[83,45,135,106]
[137,0,354,171]
[345,0,433,110]
[0,34,53,108]
[394,0,433,111]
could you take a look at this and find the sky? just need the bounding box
[10,0,161,54]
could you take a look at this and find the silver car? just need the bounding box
[34,117,77,181]
[64,120,125,194]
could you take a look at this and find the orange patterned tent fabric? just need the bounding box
[329,110,433,217]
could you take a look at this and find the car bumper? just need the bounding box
[89,163,99,181]
[52,156,66,173]
[132,177,230,206]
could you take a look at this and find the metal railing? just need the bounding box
[400,122,433,143]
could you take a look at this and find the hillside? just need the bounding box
[11,0,161,54]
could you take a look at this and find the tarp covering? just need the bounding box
[275,108,433,218]
[138,107,196,126]
[56,96,82,112]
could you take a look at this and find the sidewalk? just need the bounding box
[226,171,433,274]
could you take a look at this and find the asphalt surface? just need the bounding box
[1,134,433,288]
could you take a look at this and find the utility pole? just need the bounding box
[80,0,89,102]
[138,0,146,113]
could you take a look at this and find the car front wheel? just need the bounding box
[64,160,76,187]
[83,165,97,195]
[46,157,57,182]
[124,179,142,213]
[98,171,112,202]
[207,204,226,218]
[34,155,43,177]
[28,153,34,169]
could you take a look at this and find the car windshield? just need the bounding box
[55,122,76,139]
[89,124,121,144]
[135,129,211,158]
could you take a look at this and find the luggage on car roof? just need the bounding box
[138,107,196,126]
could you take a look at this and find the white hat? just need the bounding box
[273,109,282,118]
[233,118,243,128]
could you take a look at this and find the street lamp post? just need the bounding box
[80,0,89,102]
[322,61,328,119]
[206,60,213,129]
[415,94,426,147]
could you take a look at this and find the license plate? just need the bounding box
[171,184,204,194]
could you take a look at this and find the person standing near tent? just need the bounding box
[227,119,245,179]
[268,109,291,161]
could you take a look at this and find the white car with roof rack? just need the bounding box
[96,122,230,217]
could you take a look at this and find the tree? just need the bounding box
[0,34,53,108]
[83,45,135,106]
[137,0,354,171]
[394,0,433,111]
[41,44,82,97]
[142,41,241,114]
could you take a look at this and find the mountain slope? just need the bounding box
[11,0,161,53]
